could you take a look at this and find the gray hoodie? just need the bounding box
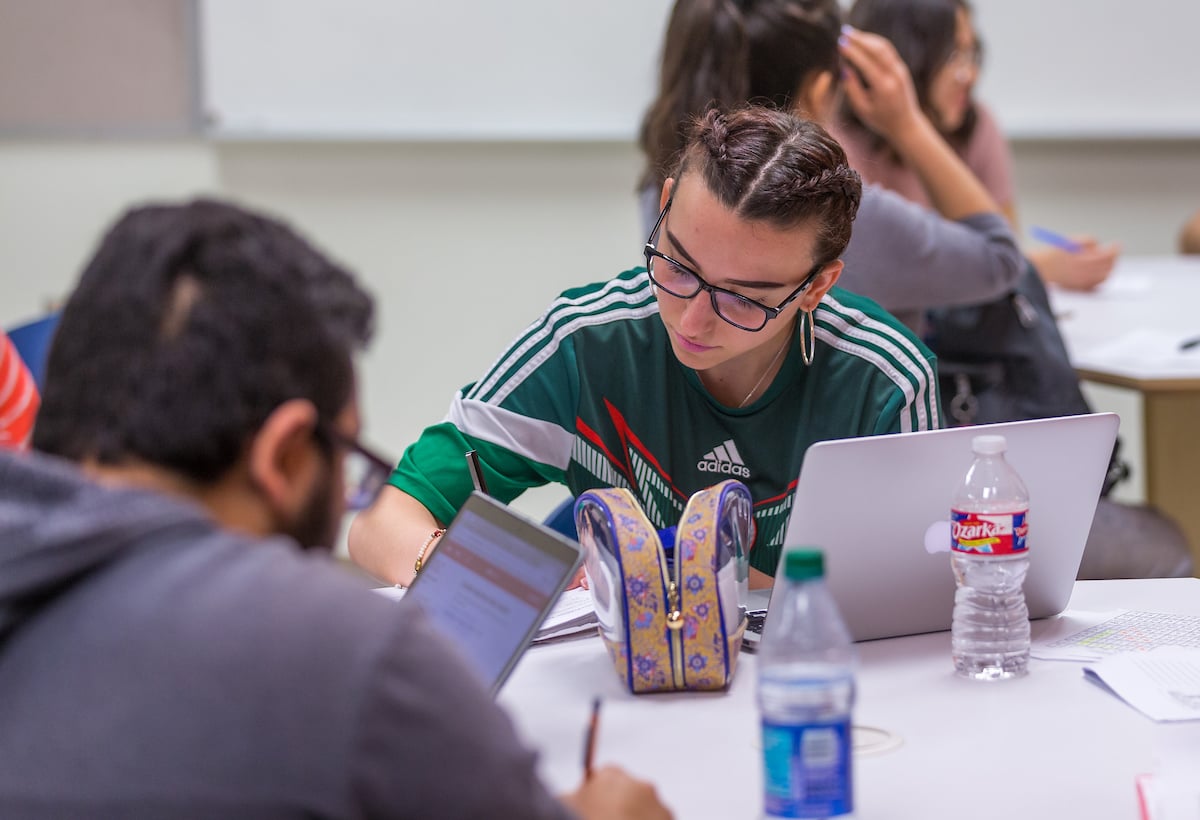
[0,451,572,819]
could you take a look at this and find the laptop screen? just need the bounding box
[400,493,582,694]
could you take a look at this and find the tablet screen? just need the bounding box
[402,493,581,694]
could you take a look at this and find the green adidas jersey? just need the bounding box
[390,269,941,575]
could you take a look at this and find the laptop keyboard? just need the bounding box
[742,609,767,653]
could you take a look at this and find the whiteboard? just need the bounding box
[201,0,1200,141]
[971,0,1200,139]
[200,0,674,140]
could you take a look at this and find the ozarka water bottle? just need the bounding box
[757,549,855,819]
[950,434,1031,680]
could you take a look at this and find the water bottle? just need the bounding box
[950,434,1031,680]
[757,548,855,819]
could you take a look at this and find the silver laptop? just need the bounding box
[766,413,1119,642]
[399,492,582,694]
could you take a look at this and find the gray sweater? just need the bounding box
[0,451,573,820]
[639,183,1022,335]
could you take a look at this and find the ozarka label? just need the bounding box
[950,510,1028,555]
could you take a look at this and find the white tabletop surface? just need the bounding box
[500,578,1200,820]
[1052,255,1200,381]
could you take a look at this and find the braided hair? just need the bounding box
[674,106,862,265]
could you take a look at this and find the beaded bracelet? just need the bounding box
[413,527,446,576]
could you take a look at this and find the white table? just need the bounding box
[1052,256,1200,567]
[501,578,1200,819]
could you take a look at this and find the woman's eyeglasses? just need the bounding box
[643,197,822,333]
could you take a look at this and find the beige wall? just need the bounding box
[3,137,1198,513]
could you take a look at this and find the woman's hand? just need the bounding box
[839,25,924,143]
[1031,239,1120,291]
[838,25,1001,221]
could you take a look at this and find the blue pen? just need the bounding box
[1030,225,1083,253]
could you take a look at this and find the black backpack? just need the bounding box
[925,259,1129,496]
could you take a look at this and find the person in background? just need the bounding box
[636,0,1024,337]
[841,0,1193,581]
[349,105,940,591]
[0,330,39,450]
[1180,207,1200,254]
[0,199,670,820]
[836,0,1120,291]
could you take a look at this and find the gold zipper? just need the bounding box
[662,541,685,687]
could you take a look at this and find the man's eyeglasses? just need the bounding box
[643,197,823,333]
[316,426,396,512]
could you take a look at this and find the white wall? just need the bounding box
[1010,140,1200,253]
[4,137,1198,514]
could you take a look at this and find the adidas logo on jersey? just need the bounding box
[697,439,750,478]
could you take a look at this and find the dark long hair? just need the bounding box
[637,0,842,193]
[841,0,979,151]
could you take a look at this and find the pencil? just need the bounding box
[465,449,489,496]
[1029,225,1083,253]
[583,696,602,778]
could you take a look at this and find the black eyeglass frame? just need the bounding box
[315,424,396,512]
[643,195,825,333]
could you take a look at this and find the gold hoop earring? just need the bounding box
[799,309,815,367]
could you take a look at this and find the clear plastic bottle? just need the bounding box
[757,549,855,819]
[950,434,1031,681]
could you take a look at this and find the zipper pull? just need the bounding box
[666,579,683,630]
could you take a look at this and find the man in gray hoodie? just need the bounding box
[0,200,670,820]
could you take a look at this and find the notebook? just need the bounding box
[766,413,1120,642]
[398,492,582,694]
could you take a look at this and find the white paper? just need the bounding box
[1138,773,1200,820]
[1084,647,1200,722]
[373,585,407,602]
[1032,610,1200,663]
[1139,723,1200,819]
[1071,328,1200,379]
[1030,609,1126,661]
[532,587,599,643]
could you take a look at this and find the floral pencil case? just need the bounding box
[574,479,754,694]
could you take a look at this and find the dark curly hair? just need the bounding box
[674,106,862,265]
[34,199,375,483]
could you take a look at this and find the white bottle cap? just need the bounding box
[971,434,1007,455]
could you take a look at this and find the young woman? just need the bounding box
[637,0,1024,336]
[836,0,1120,290]
[349,106,940,589]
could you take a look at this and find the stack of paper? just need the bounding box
[532,587,599,643]
[1032,610,1200,663]
[1084,647,1200,722]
